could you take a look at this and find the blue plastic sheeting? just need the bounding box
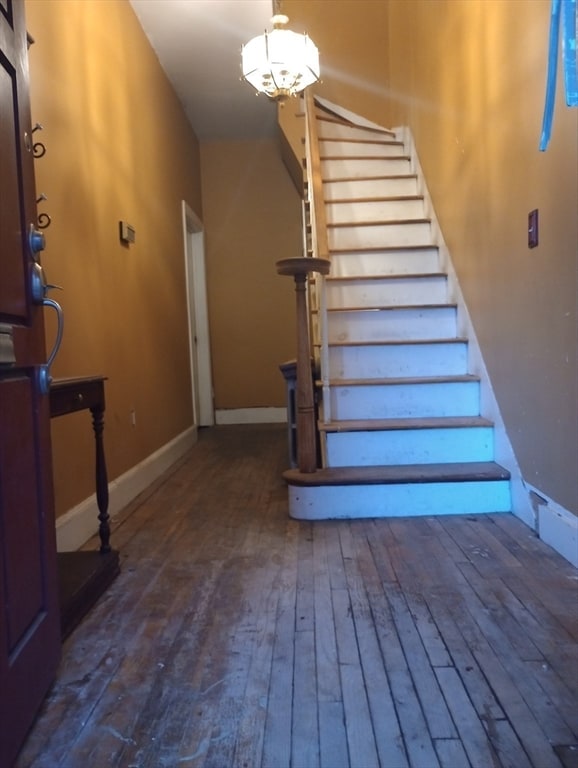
[540,0,577,150]
[562,0,578,106]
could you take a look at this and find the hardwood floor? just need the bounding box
[17,424,578,768]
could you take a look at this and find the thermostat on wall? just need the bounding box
[119,221,136,244]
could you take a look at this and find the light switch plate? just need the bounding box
[119,221,136,244]
[528,209,539,248]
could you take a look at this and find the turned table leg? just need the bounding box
[90,404,110,553]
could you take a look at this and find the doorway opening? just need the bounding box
[182,201,214,427]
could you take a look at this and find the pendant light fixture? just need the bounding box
[241,5,320,102]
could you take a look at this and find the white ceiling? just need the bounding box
[129,0,278,141]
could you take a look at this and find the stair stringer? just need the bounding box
[395,125,534,529]
[313,95,392,133]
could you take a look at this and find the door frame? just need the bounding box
[181,201,214,427]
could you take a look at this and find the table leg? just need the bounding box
[90,404,110,553]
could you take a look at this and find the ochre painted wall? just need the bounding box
[200,139,300,410]
[386,0,577,515]
[26,0,203,518]
[285,0,577,515]
[283,0,390,127]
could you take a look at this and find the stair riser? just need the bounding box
[328,307,457,343]
[287,480,511,520]
[319,140,405,158]
[317,121,397,141]
[326,276,448,308]
[329,222,431,249]
[329,381,480,419]
[330,248,440,277]
[326,198,426,224]
[328,342,468,378]
[322,157,411,179]
[325,427,494,467]
[324,176,418,200]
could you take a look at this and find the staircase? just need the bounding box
[283,97,511,520]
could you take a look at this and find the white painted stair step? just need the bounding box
[329,246,440,277]
[321,156,411,179]
[327,305,457,343]
[328,376,480,420]
[327,339,468,378]
[319,138,406,158]
[326,274,448,308]
[285,473,511,520]
[324,418,495,467]
[326,197,426,223]
[328,220,432,249]
[324,176,419,200]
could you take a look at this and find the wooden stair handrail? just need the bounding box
[276,94,332,473]
[304,91,332,424]
[304,91,329,260]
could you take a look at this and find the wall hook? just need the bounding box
[36,193,51,229]
[38,213,52,230]
[31,123,46,157]
[33,141,46,158]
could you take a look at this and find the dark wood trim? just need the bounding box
[57,551,120,639]
[283,461,511,487]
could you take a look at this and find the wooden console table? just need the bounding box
[50,375,120,638]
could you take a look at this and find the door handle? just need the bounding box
[28,224,46,259]
[31,262,64,394]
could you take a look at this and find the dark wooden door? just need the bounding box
[0,0,60,764]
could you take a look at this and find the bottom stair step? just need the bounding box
[283,462,511,520]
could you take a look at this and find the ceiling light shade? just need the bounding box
[241,14,319,102]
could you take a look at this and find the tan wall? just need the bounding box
[200,139,300,410]
[26,0,203,517]
[286,0,578,514]
[387,0,577,515]
[283,0,390,127]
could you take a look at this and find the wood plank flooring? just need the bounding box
[17,424,578,768]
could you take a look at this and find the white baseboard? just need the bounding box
[215,407,287,425]
[523,482,578,568]
[55,426,198,552]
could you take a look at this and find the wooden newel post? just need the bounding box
[277,257,330,474]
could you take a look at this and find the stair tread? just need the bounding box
[319,416,494,433]
[321,154,410,161]
[327,303,456,312]
[330,244,438,254]
[324,374,480,386]
[323,174,418,183]
[326,272,445,282]
[284,461,511,487]
[327,217,431,228]
[326,337,468,347]
[320,137,404,147]
[327,195,424,203]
